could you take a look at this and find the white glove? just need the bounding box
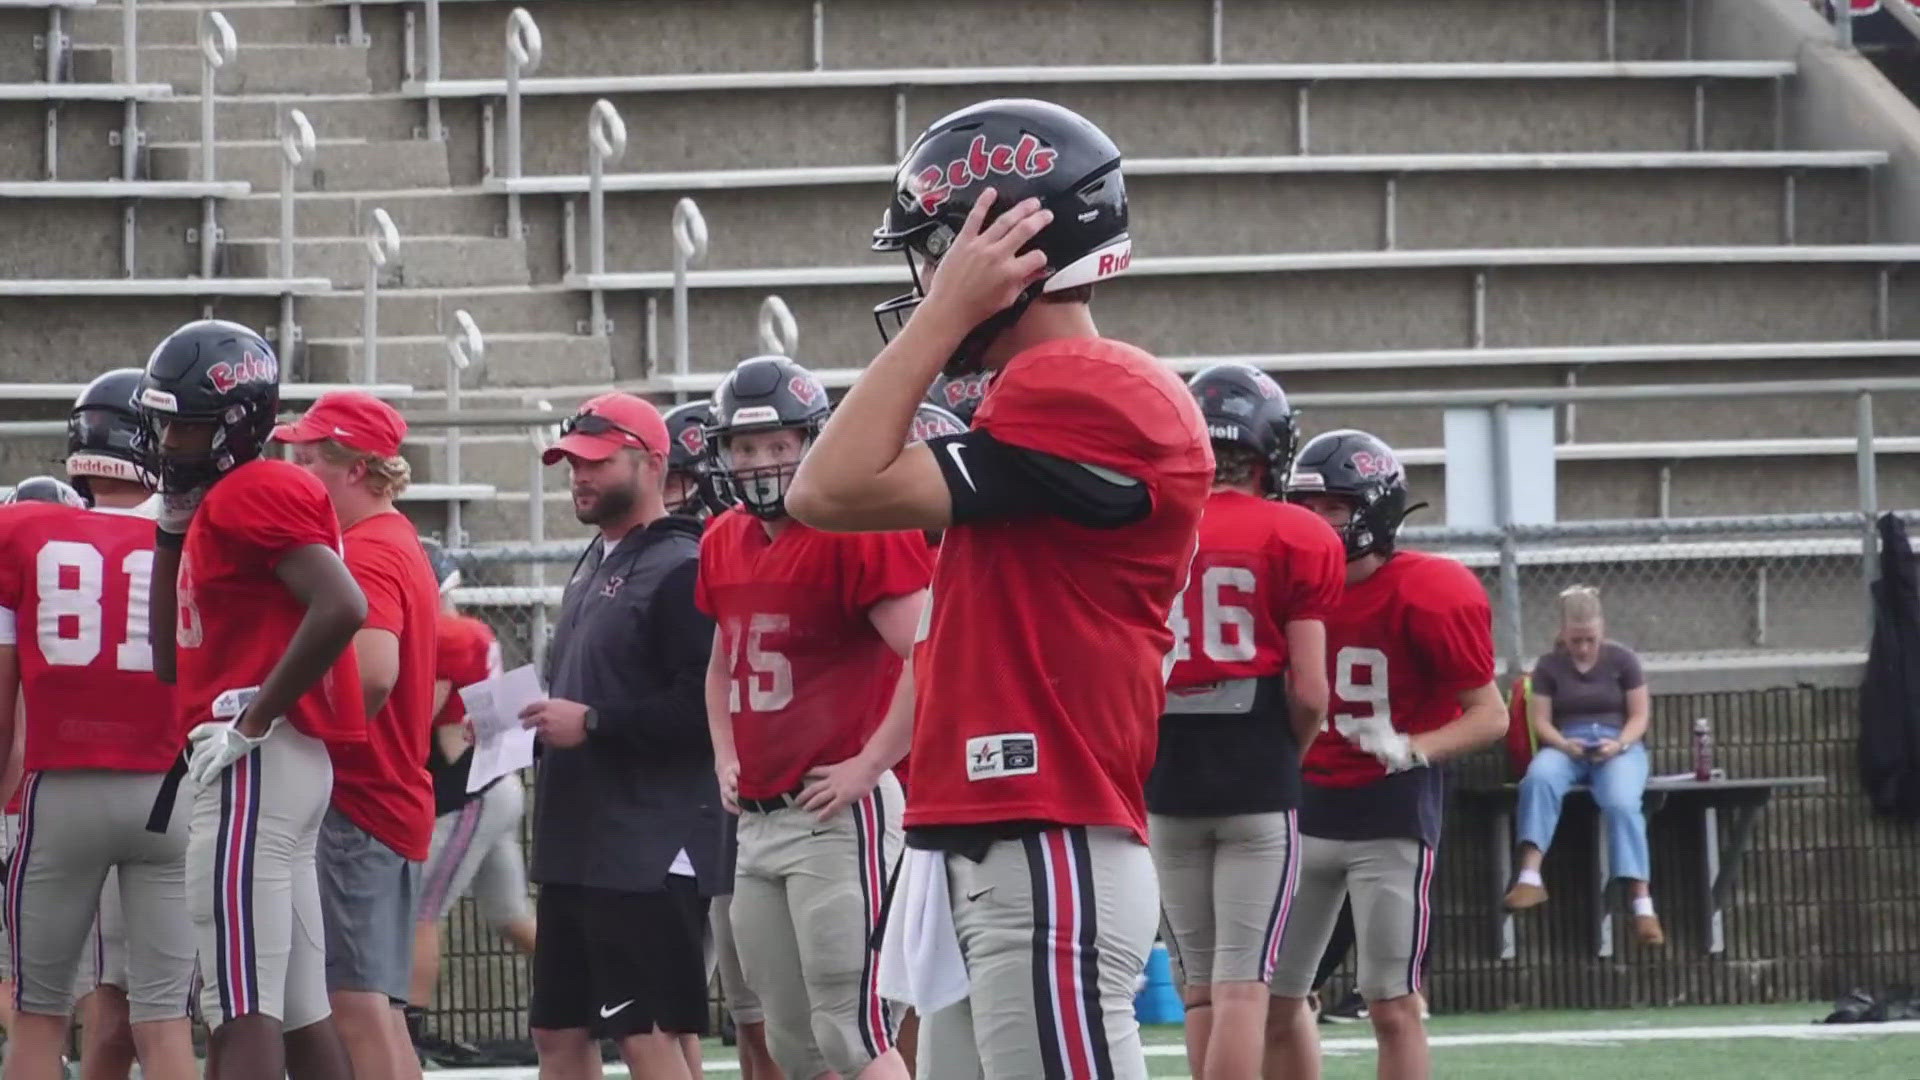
[157,482,207,537]
[186,717,282,786]
[1357,728,1429,774]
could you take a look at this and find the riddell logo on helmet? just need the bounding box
[1096,247,1132,278]
[904,134,1059,215]
[206,351,276,394]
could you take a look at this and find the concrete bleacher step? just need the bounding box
[141,94,424,143]
[401,432,561,492]
[148,138,450,190]
[221,187,504,240]
[304,332,610,388]
[74,43,371,95]
[299,283,590,338]
[71,3,343,47]
[222,234,530,287]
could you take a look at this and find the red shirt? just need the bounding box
[906,339,1213,842]
[1301,550,1495,789]
[329,510,440,860]
[1166,490,1344,691]
[176,459,365,746]
[696,511,931,799]
[433,612,498,729]
[0,502,177,772]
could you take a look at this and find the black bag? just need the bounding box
[1859,513,1920,818]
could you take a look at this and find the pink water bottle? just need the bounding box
[1692,717,1714,781]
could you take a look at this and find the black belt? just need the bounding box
[738,786,807,813]
[145,752,188,834]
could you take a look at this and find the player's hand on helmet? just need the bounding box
[1356,727,1429,774]
[921,188,1054,328]
[797,756,883,822]
[185,716,282,786]
[716,760,741,815]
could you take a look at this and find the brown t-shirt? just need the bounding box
[1530,642,1645,732]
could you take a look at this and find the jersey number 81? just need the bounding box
[34,541,154,671]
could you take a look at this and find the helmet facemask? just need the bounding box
[706,421,819,521]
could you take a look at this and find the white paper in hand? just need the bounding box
[459,663,543,793]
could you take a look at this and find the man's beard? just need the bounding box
[575,482,636,525]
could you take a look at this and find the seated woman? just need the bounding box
[1503,586,1664,945]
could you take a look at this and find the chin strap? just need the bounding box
[943,284,1042,378]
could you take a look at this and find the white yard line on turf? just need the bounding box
[426,1020,1920,1077]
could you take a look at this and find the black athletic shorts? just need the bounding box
[528,878,711,1039]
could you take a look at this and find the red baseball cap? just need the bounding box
[270,391,408,457]
[543,392,669,466]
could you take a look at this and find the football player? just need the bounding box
[1263,431,1507,1080]
[699,355,930,1080]
[406,539,535,1068]
[663,400,732,520]
[1150,364,1343,1080]
[786,99,1212,1080]
[137,320,368,1080]
[274,391,441,1080]
[0,371,199,1080]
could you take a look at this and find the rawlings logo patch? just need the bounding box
[902,133,1059,215]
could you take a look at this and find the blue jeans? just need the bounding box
[1516,723,1651,883]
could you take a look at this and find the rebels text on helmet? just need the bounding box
[903,133,1059,215]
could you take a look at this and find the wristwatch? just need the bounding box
[582,706,601,735]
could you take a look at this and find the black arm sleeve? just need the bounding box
[928,429,1152,531]
[586,559,716,756]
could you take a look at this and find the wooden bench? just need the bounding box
[1457,774,1826,958]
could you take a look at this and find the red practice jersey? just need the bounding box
[907,338,1213,842]
[175,459,365,747]
[433,612,498,728]
[0,502,177,772]
[329,510,440,860]
[696,512,931,799]
[1165,489,1345,691]
[1301,550,1496,789]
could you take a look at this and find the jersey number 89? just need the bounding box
[34,541,154,671]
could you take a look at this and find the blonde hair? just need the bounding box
[318,440,412,499]
[1557,584,1603,626]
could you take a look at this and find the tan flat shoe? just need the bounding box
[1635,914,1667,946]
[1504,882,1548,910]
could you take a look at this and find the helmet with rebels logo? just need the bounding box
[133,320,280,493]
[872,98,1130,377]
[67,367,154,503]
[925,370,989,426]
[704,356,831,520]
[1285,429,1418,560]
[662,399,729,517]
[1188,363,1298,499]
[908,403,967,446]
[4,475,87,509]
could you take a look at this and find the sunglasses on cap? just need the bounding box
[560,409,652,448]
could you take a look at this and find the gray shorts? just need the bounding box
[1149,810,1298,985]
[8,770,195,1022]
[318,807,422,1001]
[418,776,530,927]
[1268,835,1436,1003]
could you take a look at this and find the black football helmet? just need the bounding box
[420,536,460,594]
[872,99,1131,377]
[1188,363,1298,499]
[662,400,729,518]
[704,356,831,520]
[925,370,990,426]
[67,367,154,504]
[133,320,280,493]
[1285,429,1422,560]
[908,403,967,446]
[4,475,87,509]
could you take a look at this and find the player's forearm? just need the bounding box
[706,671,737,771]
[243,593,363,738]
[789,305,967,517]
[1285,677,1328,753]
[1412,685,1508,763]
[856,662,917,775]
[149,545,180,684]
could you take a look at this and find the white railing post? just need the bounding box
[198,11,236,278]
[444,309,484,547]
[757,295,798,357]
[362,208,400,386]
[277,107,315,356]
[586,99,626,337]
[527,398,553,670]
[671,197,709,378]
[504,8,542,239]
[120,0,139,180]
[424,0,443,139]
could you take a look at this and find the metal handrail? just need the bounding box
[443,308,484,547]
[423,0,442,139]
[670,197,709,378]
[277,107,315,355]
[757,295,797,357]
[198,11,236,278]
[503,7,542,240]
[119,0,139,179]
[585,98,625,336]
[362,208,400,385]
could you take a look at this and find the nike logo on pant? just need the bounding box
[599,1000,633,1019]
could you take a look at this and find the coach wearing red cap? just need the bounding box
[517,393,723,1080]
[274,391,441,1080]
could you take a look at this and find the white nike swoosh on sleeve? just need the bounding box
[945,441,977,492]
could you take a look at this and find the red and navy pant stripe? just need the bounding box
[850,784,894,1060]
[212,750,263,1021]
[1022,826,1117,1080]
